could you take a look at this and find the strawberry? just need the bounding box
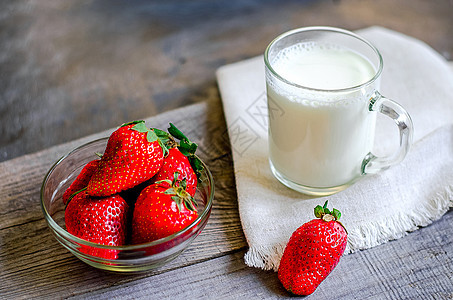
[166,123,203,181]
[153,147,198,196]
[278,201,348,295]
[62,159,100,205]
[87,120,166,197]
[131,173,198,244]
[65,191,129,259]
[152,123,203,197]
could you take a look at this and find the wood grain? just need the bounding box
[69,210,453,300]
[1,0,452,162]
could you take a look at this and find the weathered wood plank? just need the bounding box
[68,210,453,300]
[1,0,452,162]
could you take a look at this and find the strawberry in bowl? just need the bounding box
[40,121,214,272]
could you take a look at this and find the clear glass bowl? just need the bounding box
[40,138,214,273]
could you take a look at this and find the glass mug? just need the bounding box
[265,27,413,196]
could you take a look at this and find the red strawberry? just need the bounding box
[153,147,197,196]
[65,191,129,259]
[62,159,100,205]
[152,123,203,197]
[278,201,348,295]
[87,120,166,197]
[131,173,198,244]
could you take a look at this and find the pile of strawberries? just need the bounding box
[62,120,203,259]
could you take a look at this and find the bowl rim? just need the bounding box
[40,137,215,253]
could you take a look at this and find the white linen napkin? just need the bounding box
[216,26,453,271]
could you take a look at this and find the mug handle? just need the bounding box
[362,91,414,174]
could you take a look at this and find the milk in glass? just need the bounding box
[267,42,377,188]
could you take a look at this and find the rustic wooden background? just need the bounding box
[0,0,452,162]
[1,1,453,299]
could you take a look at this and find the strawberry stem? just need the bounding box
[314,200,341,221]
[163,172,198,212]
[313,201,348,233]
[152,128,178,150]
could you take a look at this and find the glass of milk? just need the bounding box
[265,27,413,196]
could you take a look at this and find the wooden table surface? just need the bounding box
[1,1,453,299]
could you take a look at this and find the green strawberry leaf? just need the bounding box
[314,200,343,222]
[167,122,203,183]
[164,188,177,195]
[172,196,183,211]
[146,130,158,142]
[184,197,197,211]
[332,208,341,220]
[155,179,172,185]
[146,128,170,156]
[178,145,190,156]
[130,122,158,142]
[163,171,199,212]
[314,205,324,218]
[187,141,198,154]
[158,139,169,156]
[179,139,198,155]
[181,178,187,190]
[188,156,204,184]
[131,121,151,138]
[190,143,198,154]
[322,201,331,214]
[130,122,148,132]
[127,121,170,157]
[172,172,180,185]
[153,128,172,147]
[168,123,188,141]
[121,120,144,128]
